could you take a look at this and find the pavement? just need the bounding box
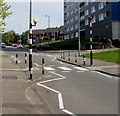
[57,48,120,77]
[1,50,52,114]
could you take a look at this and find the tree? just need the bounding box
[0,0,12,32]
[2,31,15,43]
[21,30,29,44]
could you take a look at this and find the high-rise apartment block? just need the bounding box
[64,1,120,41]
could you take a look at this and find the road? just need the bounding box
[2,46,118,115]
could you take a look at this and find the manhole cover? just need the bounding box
[2,76,17,79]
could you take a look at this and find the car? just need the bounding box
[17,44,23,48]
[13,44,18,47]
[1,43,6,48]
[36,44,53,50]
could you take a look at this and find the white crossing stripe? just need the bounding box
[58,67,72,71]
[74,67,89,71]
[44,67,55,71]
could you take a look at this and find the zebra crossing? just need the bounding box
[44,66,89,72]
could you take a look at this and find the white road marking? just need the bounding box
[48,65,55,67]
[44,67,55,71]
[37,83,60,94]
[77,71,85,72]
[62,71,70,73]
[97,72,112,78]
[58,93,64,109]
[74,67,89,71]
[37,72,75,115]
[60,61,63,64]
[46,54,52,57]
[62,109,76,116]
[59,67,72,71]
[18,61,21,63]
[35,63,40,67]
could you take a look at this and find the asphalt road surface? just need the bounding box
[2,46,119,115]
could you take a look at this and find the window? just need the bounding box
[85,1,89,6]
[99,2,104,10]
[99,13,104,21]
[91,16,96,23]
[71,33,74,38]
[91,6,96,13]
[75,24,78,29]
[85,10,89,16]
[67,19,69,24]
[70,17,73,22]
[70,25,73,30]
[66,35,69,39]
[74,8,78,13]
[70,10,73,15]
[75,32,78,37]
[75,15,78,20]
[67,27,69,32]
[67,12,69,17]
[85,19,89,25]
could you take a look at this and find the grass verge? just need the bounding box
[85,50,120,63]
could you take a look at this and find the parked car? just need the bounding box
[36,44,53,50]
[1,43,6,48]
[17,44,23,48]
[13,44,18,47]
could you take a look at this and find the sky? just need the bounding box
[4,1,64,34]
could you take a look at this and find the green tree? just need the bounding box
[21,30,29,44]
[2,31,15,43]
[0,0,12,32]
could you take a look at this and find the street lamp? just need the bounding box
[29,0,38,80]
[45,15,50,28]
[88,15,93,66]
[19,24,22,44]
[78,3,81,56]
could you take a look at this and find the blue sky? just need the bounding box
[4,1,64,34]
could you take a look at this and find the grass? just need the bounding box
[84,50,120,63]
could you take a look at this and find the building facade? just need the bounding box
[64,1,120,41]
[33,26,64,44]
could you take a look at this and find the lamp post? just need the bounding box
[29,0,38,80]
[45,15,50,28]
[78,3,81,56]
[19,24,21,44]
[88,15,93,66]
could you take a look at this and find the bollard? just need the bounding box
[68,52,70,61]
[75,53,77,63]
[16,54,18,64]
[83,54,86,65]
[42,58,44,74]
[61,51,62,59]
[25,53,27,64]
[63,52,65,60]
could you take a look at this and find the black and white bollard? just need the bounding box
[75,53,77,63]
[63,52,65,60]
[42,58,45,74]
[25,53,27,64]
[68,52,70,61]
[16,54,18,64]
[61,51,62,59]
[83,54,86,65]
